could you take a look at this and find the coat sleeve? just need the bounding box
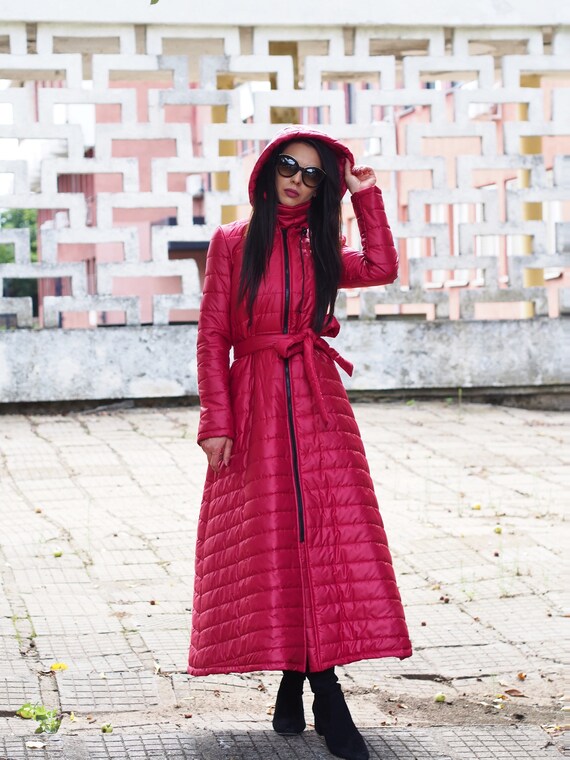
[196,225,235,445]
[339,185,399,288]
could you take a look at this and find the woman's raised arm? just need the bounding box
[340,160,399,289]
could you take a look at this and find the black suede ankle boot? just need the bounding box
[307,668,369,760]
[272,670,306,735]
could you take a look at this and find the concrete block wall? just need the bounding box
[0,6,569,401]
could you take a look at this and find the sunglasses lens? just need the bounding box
[302,167,324,188]
[277,155,298,177]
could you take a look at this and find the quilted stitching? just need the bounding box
[189,149,411,676]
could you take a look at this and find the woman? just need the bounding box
[188,126,412,760]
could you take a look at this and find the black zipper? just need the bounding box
[282,228,305,543]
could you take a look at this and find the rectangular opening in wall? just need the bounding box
[375,304,432,321]
[163,38,225,82]
[0,314,18,329]
[53,36,121,55]
[168,308,199,324]
[0,242,15,263]
[474,301,527,319]
[368,38,430,58]
[467,39,529,57]
[59,309,127,329]
[2,278,39,315]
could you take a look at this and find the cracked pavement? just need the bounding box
[0,400,567,758]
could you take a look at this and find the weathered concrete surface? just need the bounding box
[0,400,568,758]
[1,319,569,403]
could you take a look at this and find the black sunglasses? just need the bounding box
[276,154,326,188]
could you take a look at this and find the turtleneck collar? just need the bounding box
[276,200,310,229]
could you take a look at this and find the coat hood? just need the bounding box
[248,126,355,204]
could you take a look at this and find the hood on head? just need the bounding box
[248,126,355,205]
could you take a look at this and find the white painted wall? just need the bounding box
[4,0,570,26]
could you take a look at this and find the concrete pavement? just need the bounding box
[0,400,568,759]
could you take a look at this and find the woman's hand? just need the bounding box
[345,160,377,194]
[200,436,233,473]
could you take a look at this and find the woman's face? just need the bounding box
[275,141,322,207]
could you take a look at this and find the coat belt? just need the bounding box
[233,330,354,421]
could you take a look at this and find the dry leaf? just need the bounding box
[504,688,527,698]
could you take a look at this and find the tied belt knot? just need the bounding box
[233,329,353,422]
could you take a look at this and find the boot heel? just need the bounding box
[309,668,369,760]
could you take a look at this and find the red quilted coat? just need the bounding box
[188,127,412,676]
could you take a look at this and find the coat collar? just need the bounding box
[276,200,310,229]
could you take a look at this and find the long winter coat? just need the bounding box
[188,127,412,676]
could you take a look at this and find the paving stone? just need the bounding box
[34,633,146,669]
[519,639,569,667]
[94,550,161,566]
[104,581,190,605]
[466,597,566,644]
[366,727,454,759]
[172,672,269,705]
[11,568,92,590]
[0,403,567,759]
[0,737,65,759]
[23,596,111,619]
[56,671,159,712]
[0,618,16,637]
[439,577,535,603]
[31,616,123,637]
[0,635,23,660]
[0,597,12,617]
[128,613,190,633]
[0,675,41,711]
[341,652,446,682]
[405,606,495,649]
[88,564,170,583]
[420,642,529,679]
[1,553,86,572]
[432,725,558,758]
[110,600,187,616]
[159,562,195,579]
[81,732,224,760]
[138,630,189,672]
[74,729,455,759]
[0,638,32,677]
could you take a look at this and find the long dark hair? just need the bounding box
[238,139,343,333]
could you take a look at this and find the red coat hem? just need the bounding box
[187,646,413,677]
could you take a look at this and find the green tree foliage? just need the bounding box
[0,208,38,263]
[0,209,39,306]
